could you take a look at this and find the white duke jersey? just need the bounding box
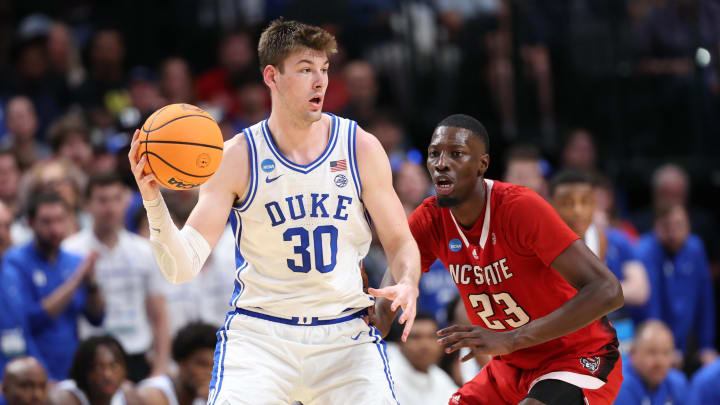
[227,113,374,317]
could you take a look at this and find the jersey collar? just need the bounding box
[449,179,494,249]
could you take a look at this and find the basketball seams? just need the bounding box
[141,114,214,133]
[140,151,214,178]
[139,140,223,150]
[143,105,169,188]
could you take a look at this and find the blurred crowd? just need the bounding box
[0,0,719,404]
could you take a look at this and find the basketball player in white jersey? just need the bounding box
[128,19,420,404]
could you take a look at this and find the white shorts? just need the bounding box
[207,308,399,405]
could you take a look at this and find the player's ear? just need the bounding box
[478,153,490,176]
[263,65,278,89]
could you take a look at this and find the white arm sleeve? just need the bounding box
[143,194,211,284]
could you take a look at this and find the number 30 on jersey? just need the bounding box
[283,225,338,273]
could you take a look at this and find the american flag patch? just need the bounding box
[330,159,347,172]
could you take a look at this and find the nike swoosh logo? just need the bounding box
[350,332,362,340]
[265,175,283,183]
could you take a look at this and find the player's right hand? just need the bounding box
[368,283,419,342]
[128,129,160,201]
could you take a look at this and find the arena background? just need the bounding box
[0,0,718,403]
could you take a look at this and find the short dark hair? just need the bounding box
[506,143,541,163]
[86,172,124,199]
[436,114,489,153]
[414,312,438,325]
[258,18,337,73]
[27,192,69,220]
[69,336,127,396]
[48,114,90,152]
[172,322,218,362]
[548,170,596,197]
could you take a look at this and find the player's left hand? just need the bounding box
[368,283,419,342]
[437,325,516,361]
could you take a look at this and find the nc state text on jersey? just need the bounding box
[449,258,514,286]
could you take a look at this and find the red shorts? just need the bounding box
[449,351,623,405]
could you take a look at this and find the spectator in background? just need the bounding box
[50,335,142,405]
[160,57,195,105]
[14,159,87,243]
[0,200,13,256]
[0,259,43,382]
[47,113,93,174]
[561,128,597,173]
[195,31,255,118]
[0,356,49,405]
[75,28,128,123]
[10,15,64,134]
[0,150,21,218]
[549,171,649,350]
[0,193,103,380]
[688,358,720,404]
[46,22,85,91]
[386,313,458,405]
[1,96,50,171]
[550,171,649,306]
[502,143,549,199]
[633,164,719,270]
[230,79,270,135]
[63,173,171,382]
[393,160,430,216]
[593,174,639,242]
[615,320,689,405]
[637,204,717,368]
[127,66,165,122]
[138,322,217,405]
[366,113,408,169]
[341,60,379,126]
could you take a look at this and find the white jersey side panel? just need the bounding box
[227,114,373,317]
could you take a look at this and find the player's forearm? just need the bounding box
[386,238,421,288]
[144,194,211,284]
[147,295,171,374]
[510,276,623,351]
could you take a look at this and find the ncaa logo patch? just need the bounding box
[261,159,275,173]
[580,356,601,373]
[449,238,462,252]
[334,174,348,188]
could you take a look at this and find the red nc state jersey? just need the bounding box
[409,179,618,369]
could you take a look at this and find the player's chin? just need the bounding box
[437,195,460,207]
[306,107,323,120]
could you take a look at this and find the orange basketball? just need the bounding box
[137,103,224,190]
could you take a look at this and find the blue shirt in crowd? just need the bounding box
[0,241,102,381]
[615,360,688,405]
[636,232,715,352]
[417,260,457,327]
[605,227,637,280]
[0,281,43,382]
[688,359,720,404]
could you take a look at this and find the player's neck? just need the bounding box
[450,178,487,229]
[266,111,329,162]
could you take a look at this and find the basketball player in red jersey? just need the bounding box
[372,114,624,404]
